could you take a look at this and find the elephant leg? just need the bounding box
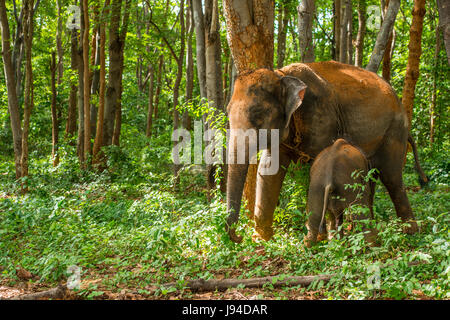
[379,171,418,234]
[368,179,376,220]
[253,150,291,241]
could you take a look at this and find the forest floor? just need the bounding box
[0,136,449,300]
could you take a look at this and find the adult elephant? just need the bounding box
[226,61,419,243]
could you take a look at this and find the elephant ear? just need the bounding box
[280,76,307,128]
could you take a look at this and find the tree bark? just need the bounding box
[346,0,353,65]
[145,66,154,137]
[192,0,207,99]
[82,0,91,166]
[21,0,35,190]
[298,0,315,63]
[382,0,394,82]
[277,3,289,68]
[402,0,426,127]
[183,0,194,131]
[164,274,334,292]
[93,0,109,164]
[77,0,85,165]
[430,23,440,144]
[205,0,224,196]
[366,0,400,73]
[50,52,59,167]
[154,54,164,120]
[354,0,366,67]
[335,0,341,61]
[0,0,23,179]
[104,0,130,147]
[223,0,275,74]
[437,0,450,65]
[66,28,78,139]
[339,0,348,63]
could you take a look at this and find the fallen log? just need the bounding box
[163,274,334,292]
[7,284,67,300]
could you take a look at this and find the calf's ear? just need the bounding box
[279,76,307,128]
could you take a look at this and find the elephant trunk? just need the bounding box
[226,133,253,243]
[226,162,249,243]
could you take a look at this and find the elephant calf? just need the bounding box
[304,138,377,247]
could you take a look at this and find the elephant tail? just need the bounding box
[318,184,332,234]
[408,134,429,187]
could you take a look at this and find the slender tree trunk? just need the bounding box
[192,0,207,99]
[335,0,341,61]
[90,32,100,137]
[298,0,315,63]
[172,0,185,131]
[77,0,85,165]
[339,0,348,63]
[145,66,154,137]
[82,0,91,166]
[183,0,194,131]
[382,0,394,82]
[430,24,440,144]
[437,0,450,65]
[0,0,23,179]
[366,0,400,72]
[66,28,78,138]
[346,0,353,65]
[355,0,366,67]
[21,0,34,192]
[93,0,109,164]
[154,54,163,120]
[51,52,59,167]
[277,3,289,68]
[205,0,224,196]
[402,0,426,126]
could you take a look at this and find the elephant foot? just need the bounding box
[403,220,419,235]
[253,226,273,241]
[303,235,315,248]
[228,228,243,243]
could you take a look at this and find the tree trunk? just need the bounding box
[145,66,154,138]
[223,0,275,217]
[430,24,440,145]
[192,0,207,99]
[0,0,23,179]
[402,0,426,127]
[172,0,185,131]
[92,0,109,164]
[183,0,194,131]
[223,0,275,73]
[346,0,353,65]
[77,0,85,165]
[277,3,289,68]
[339,0,348,63]
[205,0,224,196]
[154,54,164,120]
[354,0,366,67]
[382,0,394,82]
[298,0,315,63]
[21,0,34,192]
[51,52,59,167]
[82,0,91,166]
[104,0,130,147]
[66,28,78,139]
[366,0,400,73]
[335,0,341,61]
[437,0,450,65]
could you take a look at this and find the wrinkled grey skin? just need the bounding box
[304,138,377,247]
[226,61,419,243]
